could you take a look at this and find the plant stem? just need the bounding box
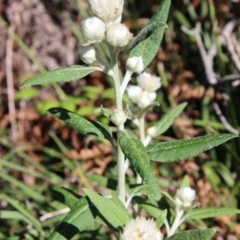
[120,70,133,96]
[168,209,184,237]
[110,49,126,204]
[136,111,146,184]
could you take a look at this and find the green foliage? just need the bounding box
[155,209,167,228]
[129,0,171,68]
[166,229,216,240]
[148,102,187,137]
[20,65,101,87]
[84,189,131,229]
[48,107,114,146]
[48,197,96,240]
[184,208,240,221]
[146,134,238,162]
[118,130,161,199]
[3,0,240,239]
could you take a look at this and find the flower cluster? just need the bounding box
[127,72,162,109]
[80,0,133,64]
[175,187,196,210]
[121,217,163,240]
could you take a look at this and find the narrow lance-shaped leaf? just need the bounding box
[165,229,216,240]
[118,130,161,199]
[21,65,101,88]
[148,102,187,137]
[124,22,165,52]
[146,134,238,162]
[129,0,171,68]
[84,189,131,229]
[48,107,114,146]
[184,207,240,221]
[51,187,81,209]
[48,197,96,240]
[155,209,167,228]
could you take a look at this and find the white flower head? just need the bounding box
[127,85,143,104]
[126,56,144,74]
[121,217,163,240]
[88,0,124,27]
[138,91,156,109]
[175,187,196,209]
[80,45,97,64]
[106,23,132,48]
[137,72,162,92]
[81,16,106,44]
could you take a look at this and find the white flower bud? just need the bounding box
[81,17,105,44]
[106,23,132,48]
[147,126,157,137]
[88,0,124,27]
[126,56,144,74]
[127,85,143,104]
[110,109,127,126]
[80,45,97,64]
[137,72,162,92]
[138,91,156,109]
[175,187,196,209]
[121,217,163,240]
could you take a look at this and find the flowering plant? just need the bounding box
[21,0,239,239]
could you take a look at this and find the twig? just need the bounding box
[213,101,239,134]
[181,23,218,85]
[39,207,70,222]
[181,23,239,134]
[219,19,240,71]
[6,25,18,141]
[218,74,240,83]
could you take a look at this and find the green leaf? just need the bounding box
[1,210,35,226]
[148,102,187,137]
[129,0,171,68]
[51,187,81,209]
[84,189,131,229]
[181,175,190,187]
[118,130,161,199]
[155,209,167,228]
[0,194,43,233]
[184,207,240,221]
[136,198,164,219]
[48,107,114,145]
[15,88,40,100]
[166,229,216,240]
[146,134,238,162]
[111,191,128,214]
[86,174,117,190]
[129,184,156,198]
[101,106,112,119]
[48,197,96,240]
[0,172,45,202]
[124,22,164,52]
[21,65,101,87]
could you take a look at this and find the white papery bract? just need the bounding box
[80,45,97,64]
[127,85,143,104]
[175,187,196,209]
[88,0,124,27]
[126,56,144,74]
[138,91,156,109]
[137,72,162,92]
[106,23,132,48]
[121,217,163,240]
[81,16,106,44]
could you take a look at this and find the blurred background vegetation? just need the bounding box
[0,0,240,239]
